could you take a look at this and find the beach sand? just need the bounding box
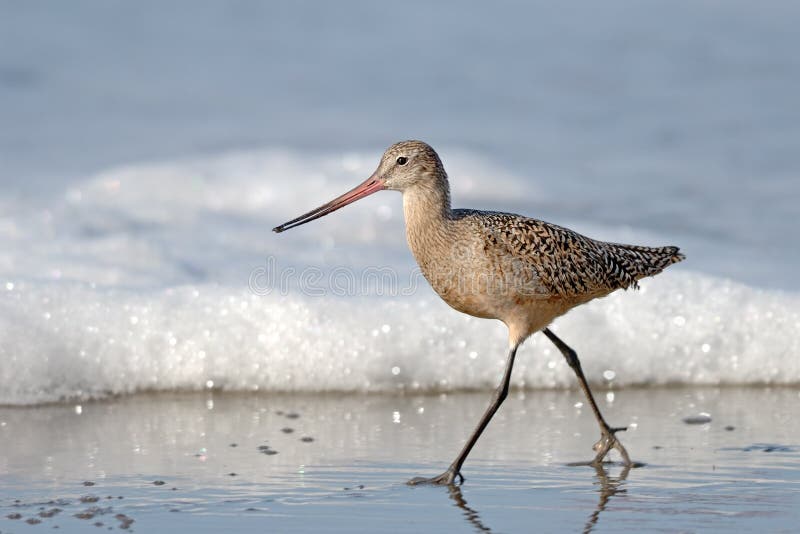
[1,387,799,533]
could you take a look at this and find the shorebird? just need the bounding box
[274,140,684,485]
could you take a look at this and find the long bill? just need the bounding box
[273,174,385,233]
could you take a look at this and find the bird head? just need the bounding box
[273,140,446,233]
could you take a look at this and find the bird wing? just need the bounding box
[462,210,684,299]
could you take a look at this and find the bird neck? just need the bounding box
[401,175,454,259]
[402,175,452,230]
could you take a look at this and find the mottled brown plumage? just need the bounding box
[274,139,684,485]
[470,211,683,295]
[391,140,683,345]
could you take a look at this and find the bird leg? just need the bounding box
[408,344,519,486]
[542,328,632,466]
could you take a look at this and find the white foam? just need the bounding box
[0,272,798,405]
[0,149,798,405]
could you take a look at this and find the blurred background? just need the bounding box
[1,1,798,404]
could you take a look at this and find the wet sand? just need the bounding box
[1,388,799,532]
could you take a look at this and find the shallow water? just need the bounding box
[1,389,799,532]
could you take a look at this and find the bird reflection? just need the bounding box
[446,463,632,534]
[447,484,493,533]
[583,463,631,534]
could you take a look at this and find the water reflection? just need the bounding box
[583,463,631,534]
[447,484,493,533]
[446,463,632,534]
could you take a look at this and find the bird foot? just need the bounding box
[407,469,463,486]
[591,425,632,466]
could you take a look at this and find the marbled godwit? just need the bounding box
[274,140,684,485]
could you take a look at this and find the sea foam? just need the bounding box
[0,273,798,405]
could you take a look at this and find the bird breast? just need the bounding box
[405,216,549,321]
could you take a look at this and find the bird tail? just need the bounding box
[607,244,685,289]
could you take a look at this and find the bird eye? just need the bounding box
[396,156,408,165]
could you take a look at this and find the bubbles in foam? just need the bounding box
[0,272,797,405]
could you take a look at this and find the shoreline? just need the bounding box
[3,381,800,409]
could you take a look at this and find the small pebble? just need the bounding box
[300,436,314,443]
[281,427,294,434]
[115,513,134,529]
[228,472,238,477]
[257,444,279,455]
[229,443,238,447]
[153,480,166,486]
[285,413,300,419]
[39,508,62,518]
[7,513,22,520]
[83,481,95,487]
[26,518,42,525]
[682,413,712,425]
[724,425,735,431]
